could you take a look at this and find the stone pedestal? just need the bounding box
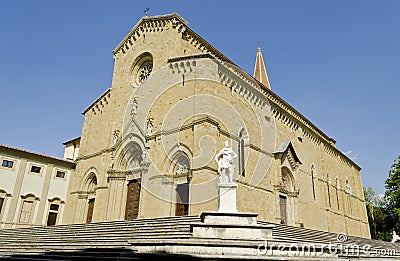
[191,211,274,240]
[189,144,274,240]
[218,183,238,213]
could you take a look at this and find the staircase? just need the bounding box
[0,216,200,260]
[263,221,400,258]
[0,216,399,260]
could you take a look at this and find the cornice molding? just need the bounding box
[76,148,112,161]
[82,88,111,115]
[207,56,344,155]
[146,115,273,158]
[113,13,187,55]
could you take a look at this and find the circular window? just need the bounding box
[137,62,153,84]
[131,53,153,86]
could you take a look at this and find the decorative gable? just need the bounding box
[274,141,301,171]
[112,13,233,65]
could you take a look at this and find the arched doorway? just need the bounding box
[279,167,295,225]
[171,152,191,216]
[85,174,97,223]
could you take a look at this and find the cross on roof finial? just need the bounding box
[144,8,150,16]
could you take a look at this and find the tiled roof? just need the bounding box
[0,144,75,164]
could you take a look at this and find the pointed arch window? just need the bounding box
[345,177,353,214]
[239,135,245,177]
[238,128,248,177]
[326,173,331,208]
[311,165,316,200]
[335,177,340,210]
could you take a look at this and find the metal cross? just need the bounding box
[144,8,149,16]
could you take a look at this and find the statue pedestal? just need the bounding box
[191,182,274,240]
[191,212,274,240]
[218,183,238,213]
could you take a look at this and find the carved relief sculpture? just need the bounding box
[175,163,189,175]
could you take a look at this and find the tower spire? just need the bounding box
[253,45,271,89]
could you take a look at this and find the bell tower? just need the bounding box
[253,45,271,89]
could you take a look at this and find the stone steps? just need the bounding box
[1,220,190,260]
[260,221,399,253]
[1,217,198,232]
[4,248,143,261]
[0,216,200,259]
[0,226,191,237]
[1,215,399,259]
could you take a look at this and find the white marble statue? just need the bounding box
[345,179,352,195]
[146,117,154,136]
[215,141,237,184]
[109,158,114,170]
[111,130,120,147]
[131,97,138,116]
[392,230,400,243]
[141,149,148,163]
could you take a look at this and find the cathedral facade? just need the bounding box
[63,13,370,238]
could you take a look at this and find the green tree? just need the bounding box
[385,155,400,233]
[364,186,391,240]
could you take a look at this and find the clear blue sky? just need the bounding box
[1,1,399,194]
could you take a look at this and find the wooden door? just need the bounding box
[86,198,95,223]
[125,181,141,220]
[175,202,186,216]
[0,198,4,214]
[175,183,189,216]
[279,195,287,225]
[47,212,57,226]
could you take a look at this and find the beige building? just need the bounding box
[0,144,75,228]
[63,13,370,238]
[63,137,80,161]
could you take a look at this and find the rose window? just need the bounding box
[137,62,153,84]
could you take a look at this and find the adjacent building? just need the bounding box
[0,144,75,228]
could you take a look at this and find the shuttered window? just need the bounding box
[19,200,33,223]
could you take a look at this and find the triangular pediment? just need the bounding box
[113,12,234,66]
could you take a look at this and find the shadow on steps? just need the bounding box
[3,248,205,261]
